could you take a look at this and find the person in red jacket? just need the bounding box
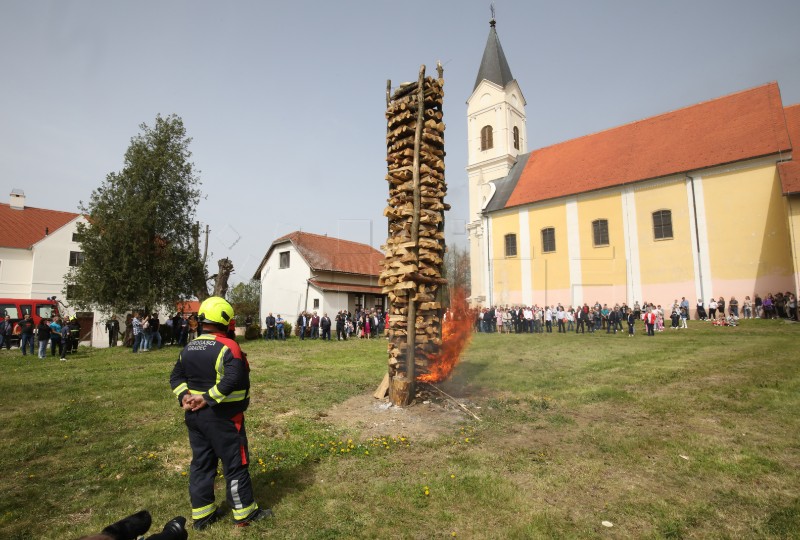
[170,297,271,530]
[644,306,657,336]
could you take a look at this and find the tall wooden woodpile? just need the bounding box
[378,64,449,406]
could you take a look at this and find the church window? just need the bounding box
[481,125,493,150]
[279,251,290,269]
[541,228,556,253]
[592,219,609,247]
[513,126,520,150]
[652,210,673,240]
[504,233,517,257]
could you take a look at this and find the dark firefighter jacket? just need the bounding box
[170,332,251,415]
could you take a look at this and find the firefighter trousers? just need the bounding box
[185,407,258,523]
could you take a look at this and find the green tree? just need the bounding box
[65,114,206,313]
[442,243,471,305]
[227,279,260,324]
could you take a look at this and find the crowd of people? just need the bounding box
[263,309,389,341]
[473,291,798,337]
[122,312,228,352]
[0,313,81,360]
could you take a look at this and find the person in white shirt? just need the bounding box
[709,299,718,319]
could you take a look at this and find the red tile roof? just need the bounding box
[504,82,792,208]
[0,203,80,249]
[253,231,383,279]
[308,279,382,295]
[778,104,800,194]
[175,300,200,314]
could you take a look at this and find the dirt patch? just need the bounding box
[322,386,478,441]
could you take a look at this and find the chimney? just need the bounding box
[10,189,26,210]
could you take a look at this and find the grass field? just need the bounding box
[1,320,799,539]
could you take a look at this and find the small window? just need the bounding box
[480,125,493,151]
[313,298,320,309]
[66,285,77,299]
[504,233,517,257]
[513,126,520,150]
[279,251,290,269]
[541,228,556,253]
[592,219,609,246]
[0,304,20,318]
[72,233,79,242]
[36,304,57,319]
[69,251,85,266]
[653,210,673,240]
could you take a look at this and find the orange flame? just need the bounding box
[417,288,477,383]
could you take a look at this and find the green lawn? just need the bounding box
[1,320,798,539]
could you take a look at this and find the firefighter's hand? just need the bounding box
[186,394,208,411]
[181,394,194,411]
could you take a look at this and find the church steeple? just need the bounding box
[466,9,526,307]
[473,15,514,91]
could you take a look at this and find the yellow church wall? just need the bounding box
[529,203,571,306]
[702,165,795,298]
[634,181,696,304]
[576,193,628,305]
[490,211,523,305]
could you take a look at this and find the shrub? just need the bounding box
[244,324,261,340]
[283,322,293,338]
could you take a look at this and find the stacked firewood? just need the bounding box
[379,65,449,405]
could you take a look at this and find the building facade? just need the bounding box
[0,190,109,347]
[468,20,800,313]
[253,231,385,328]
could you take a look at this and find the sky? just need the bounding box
[2,0,799,285]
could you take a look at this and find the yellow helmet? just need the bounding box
[198,297,234,326]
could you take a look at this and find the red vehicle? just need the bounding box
[0,298,61,347]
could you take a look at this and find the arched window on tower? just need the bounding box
[513,126,520,150]
[481,125,493,151]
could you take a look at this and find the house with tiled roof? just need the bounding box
[468,18,800,310]
[0,191,110,346]
[252,231,385,326]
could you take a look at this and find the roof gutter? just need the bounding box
[687,174,705,302]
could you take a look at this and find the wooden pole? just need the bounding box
[402,64,426,405]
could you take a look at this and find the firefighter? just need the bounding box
[69,317,81,353]
[169,297,271,530]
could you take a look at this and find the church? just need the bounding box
[466,18,800,313]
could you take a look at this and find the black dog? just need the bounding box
[78,510,187,540]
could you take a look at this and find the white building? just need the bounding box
[253,231,385,328]
[0,190,108,347]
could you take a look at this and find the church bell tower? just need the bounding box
[466,15,527,306]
